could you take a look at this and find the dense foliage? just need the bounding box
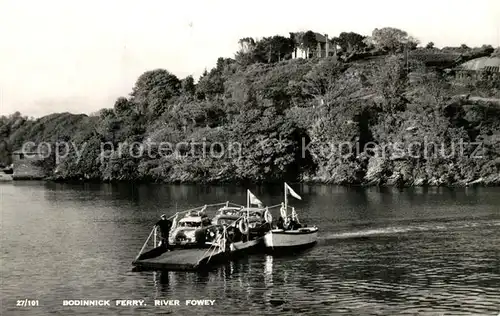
[1,27,499,186]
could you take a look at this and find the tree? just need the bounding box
[256,36,295,62]
[238,37,256,53]
[336,32,367,53]
[97,109,122,144]
[237,36,295,64]
[215,57,235,72]
[481,44,494,55]
[426,42,435,49]
[371,27,419,53]
[235,38,257,65]
[113,97,133,117]
[407,37,420,50]
[302,59,348,99]
[291,32,304,53]
[302,31,318,58]
[181,75,196,96]
[195,58,234,99]
[130,69,181,115]
[370,55,409,112]
[0,139,12,166]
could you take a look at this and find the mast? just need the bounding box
[246,189,250,239]
[284,182,288,217]
[246,189,250,209]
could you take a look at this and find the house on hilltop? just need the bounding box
[291,32,337,59]
[455,56,500,81]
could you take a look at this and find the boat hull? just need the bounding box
[264,227,318,251]
[230,236,263,252]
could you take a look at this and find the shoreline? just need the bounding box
[5,176,498,188]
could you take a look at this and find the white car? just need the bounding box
[169,213,211,245]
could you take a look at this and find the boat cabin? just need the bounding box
[240,208,266,226]
[240,207,264,216]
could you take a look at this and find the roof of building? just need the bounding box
[458,57,500,72]
[313,32,328,43]
[290,32,328,43]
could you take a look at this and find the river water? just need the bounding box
[1,182,499,315]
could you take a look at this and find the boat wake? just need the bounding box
[320,220,500,240]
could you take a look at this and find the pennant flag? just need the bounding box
[248,190,263,205]
[285,183,302,200]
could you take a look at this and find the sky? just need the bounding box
[1,0,499,117]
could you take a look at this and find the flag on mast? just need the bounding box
[285,183,302,200]
[247,190,263,205]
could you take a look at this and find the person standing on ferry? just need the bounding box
[155,215,173,250]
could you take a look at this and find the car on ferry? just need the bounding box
[169,210,212,245]
[211,206,243,226]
